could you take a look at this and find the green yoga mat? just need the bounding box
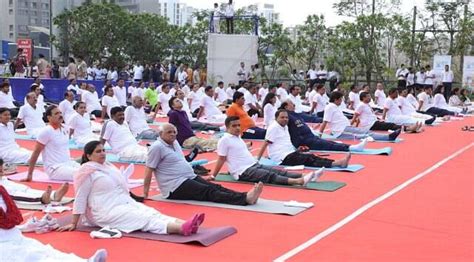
[215,174,346,192]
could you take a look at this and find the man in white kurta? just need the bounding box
[68,102,99,146]
[25,106,80,182]
[124,96,158,140]
[15,92,46,138]
[58,90,76,126]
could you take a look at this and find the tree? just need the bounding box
[295,15,328,71]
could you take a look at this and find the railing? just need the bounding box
[209,14,260,35]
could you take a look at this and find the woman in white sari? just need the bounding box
[68,102,100,146]
[58,141,204,236]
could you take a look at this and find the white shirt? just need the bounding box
[407,94,419,109]
[24,94,45,112]
[158,92,172,114]
[442,71,454,83]
[132,88,145,99]
[244,92,258,112]
[348,91,360,109]
[179,98,195,121]
[127,85,136,96]
[0,122,19,152]
[182,85,191,96]
[355,103,377,130]
[124,106,149,137]
[433,93,448,108]
[225,3,234,17]
[200,95,221,117]
[188,90,203,112]
[215,86,228,103]
[374,89,387,108]
[101,95,120,118]
[397,96,416,115]
[258,87,268,102]
[133,65,144,80]
[307,69,317,80]
[307,90,317,105]
[217,133,256,179]
[113,86,127,106]
[424,70,435,85]
[263,103,276,127]
[289,94,306,113]
[396,68,409,80]
[18,103,46,135]
[0,92,15,108]
[226,87,235,100]
[69,112,93,141]
[101,120,138,154]
[384,97,402,117]
[178,71,188,84]
[317,70,328,79]
[265,121,295,163]
[415,72,426,84]
[82,91,102,113]
[276,87,288,102]
[58,99,76,125]
[323,103,350,137]
[67,84,79,93]
[313,93,328,113]
[237,67,248,82]
[417,92,433,111]
[406,73,415,86]
[37,125,71,173]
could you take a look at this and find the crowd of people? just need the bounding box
[0,56,472,261]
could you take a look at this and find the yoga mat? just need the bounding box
[16,197,74,211]
[310,147,392,156]
[257,157,364,172]
[105,154,208,166]
[215,174,346,192]
[312,131,403,143]
[56,215,236,247]
[14,133,36,140]
[150,195,312,216]
[68,140,112,150]
[7,171,144,189]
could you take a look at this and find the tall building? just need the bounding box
[157,0,195,26]
[0,0,51,45]
[259,3,280,24]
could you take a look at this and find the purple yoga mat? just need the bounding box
[56,215,236,246]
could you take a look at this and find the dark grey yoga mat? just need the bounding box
[56,215,236,247]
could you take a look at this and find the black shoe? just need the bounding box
[389,129,401,141]
[185,147,199,162]
[193,165,210,175]
[425,117,436,125]
[130,192,145,202]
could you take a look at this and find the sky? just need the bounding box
[186,0,428,27]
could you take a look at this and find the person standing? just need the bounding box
[442,64,454,100]
[225,0,234,34]
[66,57,77,80]
[12,48,27,78]
[76,56,87,80]
[395,64,409,88]
[213,3,221,33]
[237,62,248,86]
[36,54,48,79]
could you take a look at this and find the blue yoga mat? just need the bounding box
[257,157,364,172]
[313,132,403,143]
[310,147,392,156]
[105,154,208,166]
[14,134,36,140]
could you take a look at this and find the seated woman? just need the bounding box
[432,85,463,114]
[68,102,100,146]
[262,93,277,128]
[0,158,69,205]
[0,107,43,164]
[449,88,473,113]
[58,141,204,236]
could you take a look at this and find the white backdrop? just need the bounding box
[432,55,452,85]
[462,56,474,90]
[207,33,258,86]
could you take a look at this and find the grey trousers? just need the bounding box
[239,164,301,185]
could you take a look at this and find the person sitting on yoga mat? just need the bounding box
[100,106,148,162]
[0,185,108,262]
[0,107,43,164]
[319,91,402,141]
[382,88,425,130]
[0,158,69,205]
[226,91,266,140]
[280,100,368,152]
[0,82,19,118]
[143,123,263,205]
[210,116,323,187]
[68,102,100,146]
[15,92,46,138]
[196,86,226,122]
[26,105,80,182]
[417,85,456,118]
[175,89,221,132]
[351,92,418,132]
[396,87,436,125]
[124,96,158,140]
[57,141,205,237]
[256,110,351,168]
[432,85,464,114]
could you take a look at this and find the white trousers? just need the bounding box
[118,144,148,162]
[0,148,42,164]
[387,114,419,125]
[47,161,81,181]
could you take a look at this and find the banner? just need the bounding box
[462,56,474,90]
[16,38,32,62]
[432,55,451,84]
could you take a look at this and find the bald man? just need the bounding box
[124,96,158,140]
[143,123,263,205]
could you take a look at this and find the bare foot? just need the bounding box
[339,153,351,168]
[246,182,263,205]
[406,124,418,133]
[53,183,69,202]
[41,185,52,204]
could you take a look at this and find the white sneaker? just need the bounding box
[17,217,40,233]
[39,214,60,231]
[90,226,122,239]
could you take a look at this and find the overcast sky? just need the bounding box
[187,0,429,27]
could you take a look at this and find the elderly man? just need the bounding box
[143,123,263,205]
[100,106,148,162]
[15,92,46,138]
[124,96,158,140]
[58,90,76,125]
[26,105,80,181]
[0,83,18,118]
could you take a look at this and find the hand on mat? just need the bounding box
[57,223,76,232]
